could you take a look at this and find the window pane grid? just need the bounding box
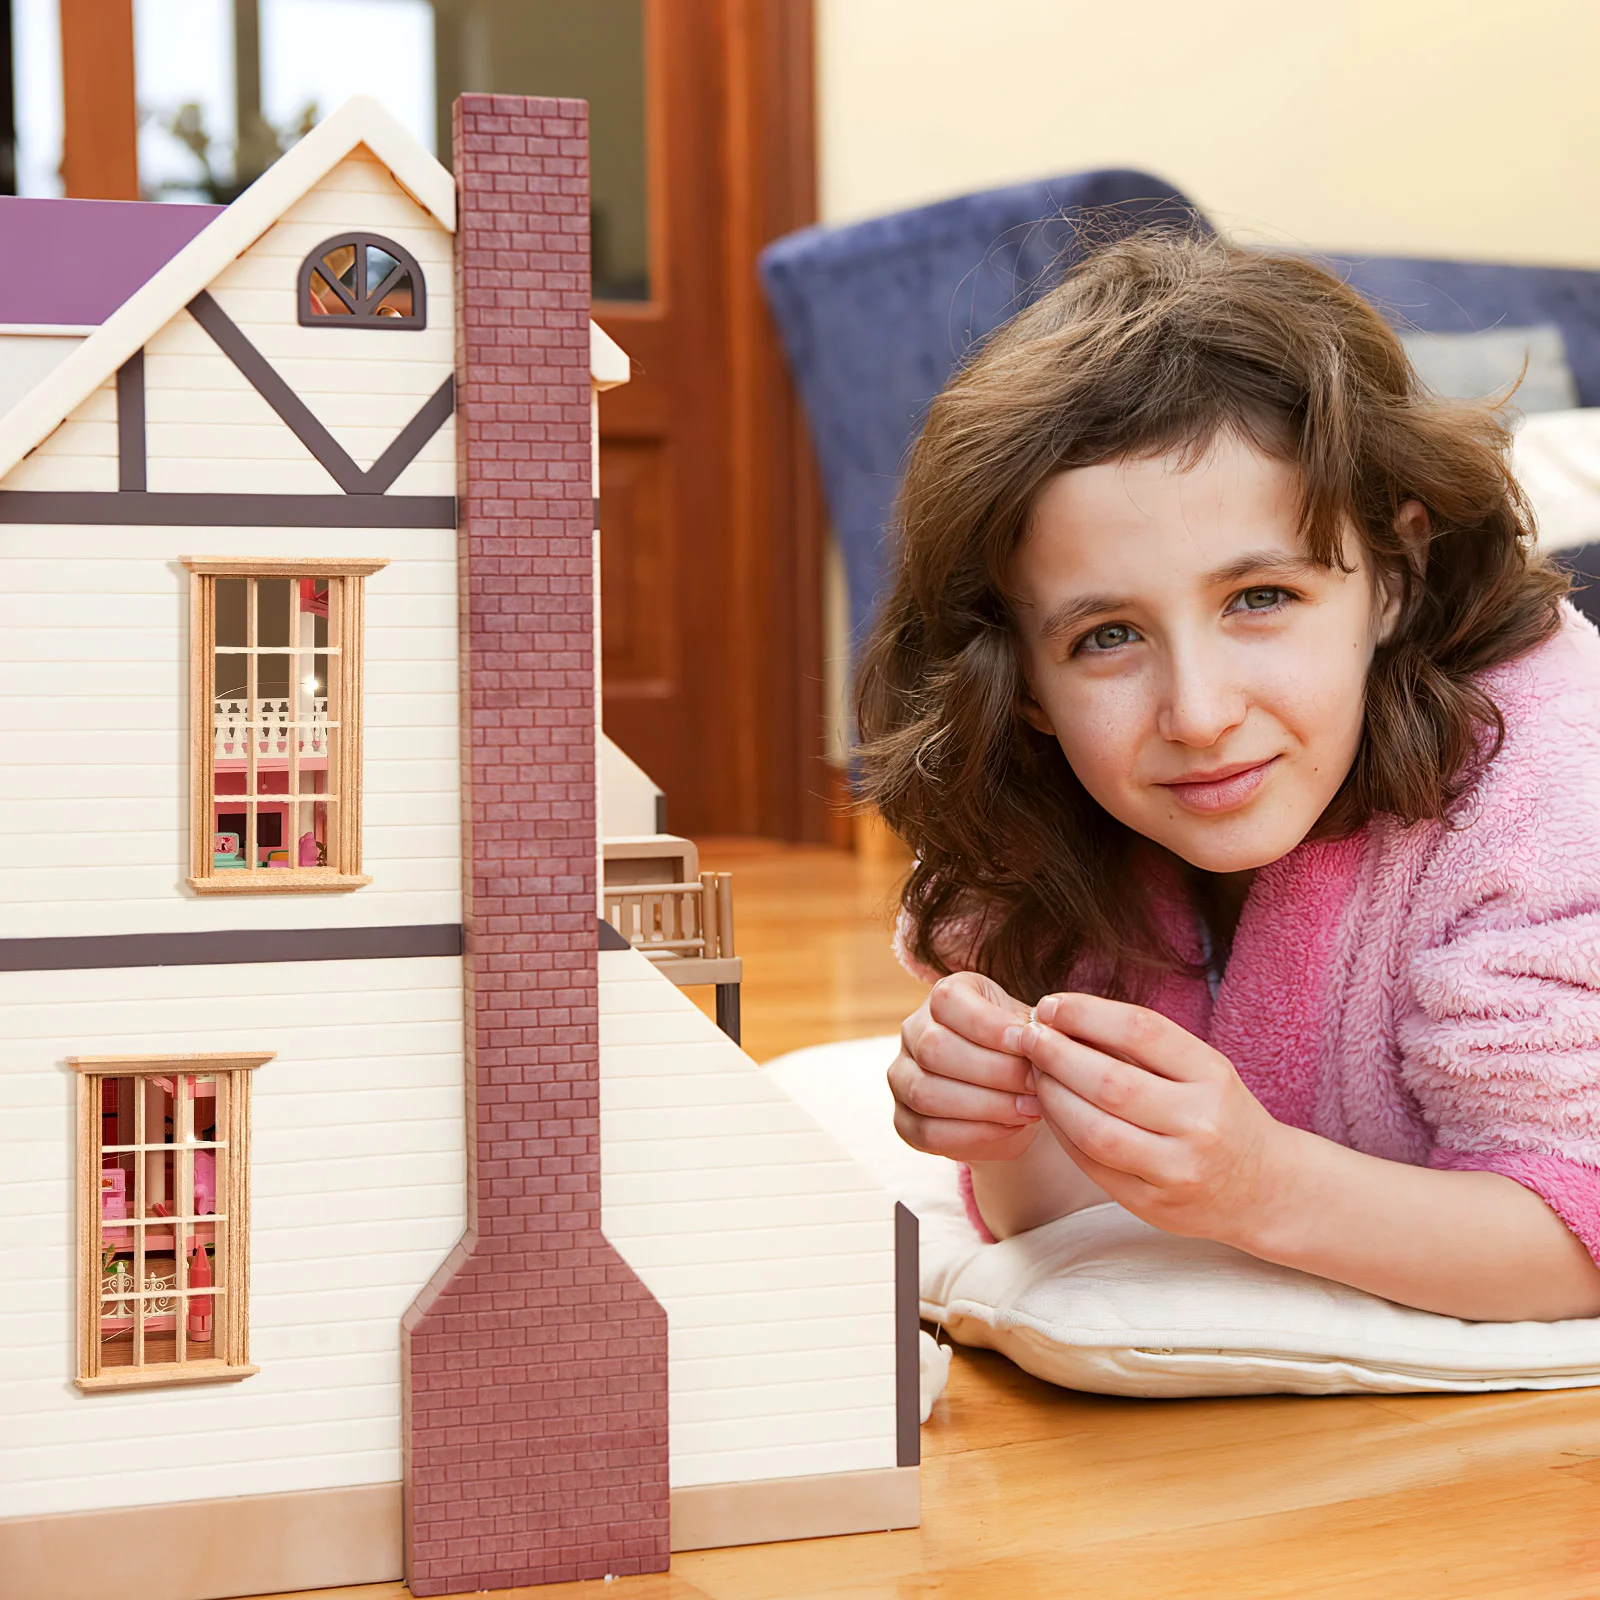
[207,575,341,874]
[88,1070,235,1376]
[78,1055,265,1388]
[191,563,375,890]
[214,645,344,654]
[206,793,342,806]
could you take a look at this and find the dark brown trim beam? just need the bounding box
[115,350,145,493]
[0,492,455,526]
[187,289,452,492]
[895,1201,921,1468]
[366,376,455,491]
[0,923,463,972]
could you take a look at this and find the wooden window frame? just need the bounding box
[185,556,387,895]
[73,1051,270,1392]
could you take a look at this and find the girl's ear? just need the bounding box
[1017,682,1057,738]
[1377,499,1429,643]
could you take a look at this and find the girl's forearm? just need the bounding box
[1237,1127,1600,1322]
[969,1127,1112,1239]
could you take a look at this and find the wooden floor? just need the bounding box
[684,833,931,1061]
[267,838,1600,1600]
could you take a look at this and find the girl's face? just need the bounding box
[1010,433,1403,875]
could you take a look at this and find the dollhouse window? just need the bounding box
[73,1052,269,1390]
[185,558,388,894]
[298,232,426,327]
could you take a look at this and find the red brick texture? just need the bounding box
[400,94,670,1596]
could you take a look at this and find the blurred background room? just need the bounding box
[3,0,1598,1058]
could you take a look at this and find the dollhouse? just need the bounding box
[0,95,913,1599]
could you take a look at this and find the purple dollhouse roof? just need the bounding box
[0,196,223,325]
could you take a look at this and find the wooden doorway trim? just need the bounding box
[723,0,829,842]
[60,0,140,198]
[598,0,828,841]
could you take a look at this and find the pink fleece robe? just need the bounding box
[908,606,1600,1264]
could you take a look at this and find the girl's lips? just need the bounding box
[1160,757,1278,814]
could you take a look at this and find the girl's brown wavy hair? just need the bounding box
[855,228,1568,1004]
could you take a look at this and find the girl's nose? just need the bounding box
[1155,653,1248,749]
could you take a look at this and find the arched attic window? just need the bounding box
[298,233,426,328]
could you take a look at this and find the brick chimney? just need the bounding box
[400,93,670,1596]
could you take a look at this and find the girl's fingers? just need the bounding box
[1031,1071,1169,1177]
[1034,992,1209,1082]
[888,1049,1038,1126]
[911,1019,1035,1096]
[927,971,1033,1054]
[1044,1118,1156,1205]
[1020,1024,1192,1135]
[893,1109,1040,1161]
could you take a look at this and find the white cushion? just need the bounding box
[764,1035,1600,1398]
[1514,407,1600,553]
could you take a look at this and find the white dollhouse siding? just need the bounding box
[599,947,899,1489]
[0,526,460,936]
[141,153,454,499]
[0,145,470,1520]
[0,956,466,1518]
[2,376,118,491]
[0,149,460,939]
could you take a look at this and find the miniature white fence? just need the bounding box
[213,698,331,762]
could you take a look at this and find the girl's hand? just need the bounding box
[889,972,1043,1163]
[1012,991,1286,1243]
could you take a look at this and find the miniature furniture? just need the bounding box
[603,833,743,1041]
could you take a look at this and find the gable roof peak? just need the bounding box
[0,95,454,483]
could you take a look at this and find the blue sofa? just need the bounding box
[759,172,1600,650]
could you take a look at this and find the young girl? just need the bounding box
[860,230,1600,1324]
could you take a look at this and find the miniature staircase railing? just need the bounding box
[213,697,331,762]
[603,872,735,964]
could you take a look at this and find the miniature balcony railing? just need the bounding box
[214,698,330,763]
[602,871,743,1043]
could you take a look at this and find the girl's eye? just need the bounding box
[1234,586,1291,613]
[1077,622,1141,654]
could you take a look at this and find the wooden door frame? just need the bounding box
[599,0,829,842]
[723,0,829,843]
[59,0,140,198]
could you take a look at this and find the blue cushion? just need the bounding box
[759,171,1208,652]
[761,179,1600,662]
[1554,542,1600,631]
[1321,253,1600,409]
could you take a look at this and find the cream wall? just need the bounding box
[816,0,1600,265]
[599,947,899,1491]
[0,957,467,1518]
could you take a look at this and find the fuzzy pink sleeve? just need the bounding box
[891,904,946,986]
[890,901,987,987]
[1429,1148,1600,1263]
[1401,908,1600,1266]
